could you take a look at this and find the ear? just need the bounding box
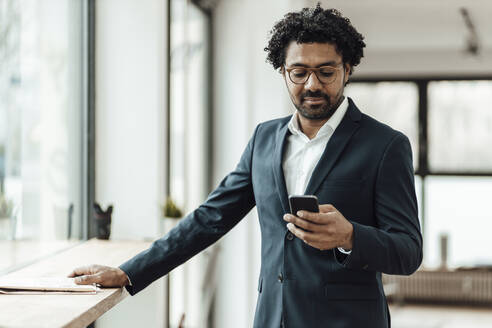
[280,66,289,84]
[343,63,351,84]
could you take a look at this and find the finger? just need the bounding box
[68,266,92,278]
[284,214,321,232]
[319,204,336,213]
[296,210,330,224]
[74,273,101,285]
[287,223,318,243]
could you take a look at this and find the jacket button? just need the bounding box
[286,233,294,240]
[278,273,283,283]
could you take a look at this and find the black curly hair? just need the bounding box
[264,3,365,75]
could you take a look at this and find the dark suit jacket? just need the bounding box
[120,98,423,328]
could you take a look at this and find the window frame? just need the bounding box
[0,0,95,278]
[84,0,96,240]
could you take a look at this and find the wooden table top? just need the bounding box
[0,239,152,328]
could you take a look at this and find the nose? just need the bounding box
[304,71,322,91]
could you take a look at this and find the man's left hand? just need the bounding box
[283,204,353,251]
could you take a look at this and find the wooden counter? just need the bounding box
[0,239,152,328]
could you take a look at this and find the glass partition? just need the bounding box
[428,81,492,172]
[0,0,85,272]
[168,1,211,327]
[424,176,492,268]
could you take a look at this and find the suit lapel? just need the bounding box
[304,99,362,195]
[272,121,291,214]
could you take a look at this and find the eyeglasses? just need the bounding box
[284,64,343,85]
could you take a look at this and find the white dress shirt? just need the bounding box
[282,97,352,254]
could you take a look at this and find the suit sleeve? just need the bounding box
[336,132,423,275]
[119,125,259,295]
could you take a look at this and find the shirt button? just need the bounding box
[278,273,284,283]
[286,233,294,241]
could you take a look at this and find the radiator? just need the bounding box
[383,270,492,305]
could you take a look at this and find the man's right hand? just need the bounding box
[68,264,130,287]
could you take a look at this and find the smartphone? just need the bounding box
[288,195,319,216]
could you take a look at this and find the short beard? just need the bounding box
[295,91,344,120]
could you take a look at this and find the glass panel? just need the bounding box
[169,0,187,209]
[345,82,419,170]
[428,81,492,172]
[169,0,209,210]
[184,3,208,209]
[169,2,209,327]
[423,176,492,269]
[0,0,83,241]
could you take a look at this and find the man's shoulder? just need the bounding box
[360,112,394,133]
[255,115,292,134]
[357,109,406,142]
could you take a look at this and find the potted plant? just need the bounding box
[159,197,183,235]
[0,193,15,240]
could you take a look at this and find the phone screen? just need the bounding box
[288,195,319,215]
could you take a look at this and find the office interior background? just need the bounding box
[0,0,491,327]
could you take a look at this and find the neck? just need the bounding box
[297,96,344,139]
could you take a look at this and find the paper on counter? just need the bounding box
[0,277,100,294]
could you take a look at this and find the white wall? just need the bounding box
[94,0,166,327]
[95,0,166,240]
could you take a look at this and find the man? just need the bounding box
[70,4,422,327]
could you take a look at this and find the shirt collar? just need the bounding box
[287,96,349,139]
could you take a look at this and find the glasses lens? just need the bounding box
[318,67,337,84]
[288,66,339,84]
[289,68,309,84]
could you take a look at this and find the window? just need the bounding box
[424,80,492,268]
[424,176,492,268]
[169,0,210,210]
[348,78,492,269]
[0,1,86,246]
[167,1,211,327]
[428,81,492,173]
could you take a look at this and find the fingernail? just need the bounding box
[283,214,289,221]
[287,223,293,229]
[297,211,303,217]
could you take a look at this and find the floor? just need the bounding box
[390,304,492,328]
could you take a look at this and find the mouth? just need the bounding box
[303,97,326,105]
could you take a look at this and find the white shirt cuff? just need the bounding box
[337,247,352,255]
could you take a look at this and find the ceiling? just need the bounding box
[306,0,492,52]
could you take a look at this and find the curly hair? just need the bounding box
[264,3,365,75]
